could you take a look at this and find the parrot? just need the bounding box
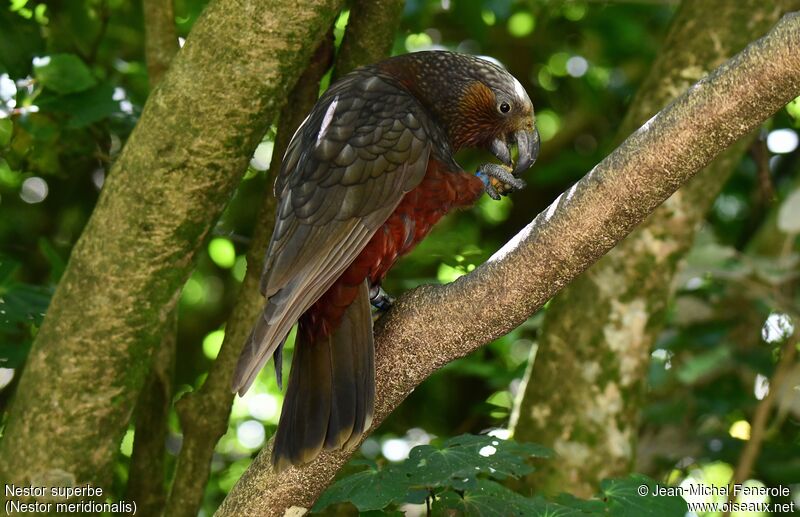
[232,50,539,470]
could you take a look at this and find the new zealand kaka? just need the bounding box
[232,51,539,470]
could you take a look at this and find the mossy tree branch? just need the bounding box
[124,4,180,512]
[216,13,800,517]
[510,0,800,497]
[0,0,343,499]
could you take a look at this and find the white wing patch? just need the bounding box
[316,96,339,146]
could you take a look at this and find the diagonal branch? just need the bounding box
[216,13,800,516]
[125,3,180,511]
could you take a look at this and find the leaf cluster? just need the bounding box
[314,434,686,516]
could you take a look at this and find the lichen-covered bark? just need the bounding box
[510,0,800,497]
[216,15,800,516]
[0,0,342,499]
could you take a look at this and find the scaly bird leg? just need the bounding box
[369,283,395,312]
[476,163,526,200]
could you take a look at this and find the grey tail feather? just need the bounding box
[232,299,290,395]
[273,338,286,390]
[271,280,375,471]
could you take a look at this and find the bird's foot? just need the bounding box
[369,284,395,312]
[476,163,526,200]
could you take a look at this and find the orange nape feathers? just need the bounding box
[451,80,503,149]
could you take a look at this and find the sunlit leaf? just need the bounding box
[507,12,535,37]
[0,118,12,147]
[0,159,22,188]
[209,238,236,269]
[787,96,800,123]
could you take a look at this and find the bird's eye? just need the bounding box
[499,102,511,114]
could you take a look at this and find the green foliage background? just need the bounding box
[1,0,799,515]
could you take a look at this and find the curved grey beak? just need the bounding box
[488,127,540,176]
[511,127,540,176]
[489,137,512,166]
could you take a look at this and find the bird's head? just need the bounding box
[380,51,540,176]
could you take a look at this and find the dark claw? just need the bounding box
[369,284,395,312]
[476,163,527,199]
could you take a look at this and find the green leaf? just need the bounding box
[0,159,22,188]
[0,256,20,286]
[433,480,584,517]
[0,338,31,368]
[37,238,66,283]
[676,345,731,385]
[398,434,551,491]
[440,434,552,481]
[0,282,51,327]
[312,464,411,512]
[36,82,118,128]
[0,8,44,77]
[600,475,687,517]
[34,54,96,94]
[0,118,12,147]
[315,434,553,513]
[787,96,800,122]
[0,267,51,368]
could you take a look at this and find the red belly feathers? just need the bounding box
[300,159,484,339]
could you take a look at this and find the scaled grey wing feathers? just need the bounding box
[232,71,433,395]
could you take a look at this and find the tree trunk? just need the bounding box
[509,0,800,497]
[0,0,342,499]
[215,15,800,515]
